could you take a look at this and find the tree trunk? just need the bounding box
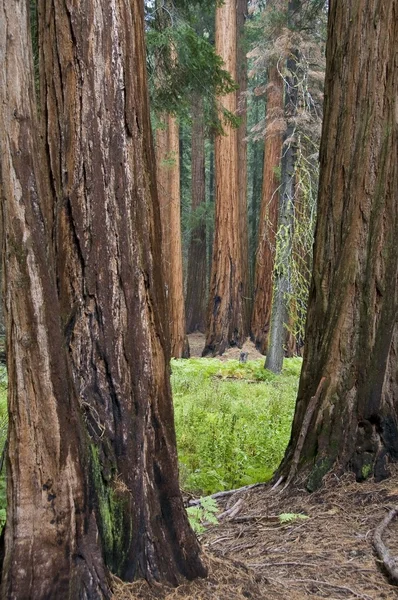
[0,1,109,596]
[185,95,207,333]
[265,49,298,374]
[278,0,398,489]
[156,113,190,358]
[203,0,247,356]
[237,0,250,327]
[39,0,205,584]
[251,65,284,354]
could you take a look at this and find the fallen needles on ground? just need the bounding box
[290,578,373,600]
[373,505,398,584]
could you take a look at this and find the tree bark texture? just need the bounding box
[251,66,284,355]
[236,0,250,328]
[0,1,109,597]
[155,113,190,358]
[279,0,398,489]
[185,95,207,333]
[39,0,205,583]
[203,0,247,356]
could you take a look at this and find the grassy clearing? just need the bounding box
[172,357,301,495]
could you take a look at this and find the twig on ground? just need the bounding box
[187,483,266,506]
[218,498,244,521]
[373,505,398,583]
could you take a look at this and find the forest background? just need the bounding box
[0,0,397,598]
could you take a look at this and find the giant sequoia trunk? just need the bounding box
[236,0,250,328]
[156,113,190,358]
[0,1,109,596]
[39,0,204,584]
[251,65,284,354]
[279,0,398,490]
[185,95,207,333]
[203,0,247,356]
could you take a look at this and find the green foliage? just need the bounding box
[172,357,300,495]
[186,497,219,534]
[147,22,236,124]
[279,512,309,524]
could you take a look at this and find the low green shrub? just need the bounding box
[172,357,301,495]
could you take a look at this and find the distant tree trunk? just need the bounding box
[278,0,398,490]
[237,0,250,326]
[156,113,190,357]
[203,0,247,356]
[0,1,109,596]
[207,141,215,282]
[249,100,264,279]
[186,95,207,333]
[40,0,205,584]
[251,65,284,354]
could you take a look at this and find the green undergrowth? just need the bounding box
[172,357,301,495]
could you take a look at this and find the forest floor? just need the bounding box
[113,334,398,600]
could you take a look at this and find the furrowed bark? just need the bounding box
[40,0,205,583]
[237,0,250,329]
[156,112,190,358]
[0,0,109,596]
[185,94,207,334]
[251,65,284,355]
[203,0,247,356]
[278,0,398,489]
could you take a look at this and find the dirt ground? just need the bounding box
[187,332,265,361]
[113,335,398,599]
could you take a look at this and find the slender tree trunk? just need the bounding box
[278,0,398,489]
[264,102,296,373]
[0,1,109,596]
[203,0,247,356]
[237,0,250,327]
[40,0,205,583]
[249,100,264,280]
[156,113,190,358]
[186,95,207,333]
[207,141,215,283]
[251,65,284,354]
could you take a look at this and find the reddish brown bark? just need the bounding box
[279,0,398,489]
[0,1,109,596]
[237,0,250,328]
[156,114,190,357]
[40,0,204,584]
[203,0,247,356]
[251,66,284,354]
[185,95,207,333]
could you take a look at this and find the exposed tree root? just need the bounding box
[373,505,398,584]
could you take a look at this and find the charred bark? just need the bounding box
[40,0,205,584]
[185,95,207,334]
[251,65,284,355]
[278,0,398,489]
[0,1,109,596]
[203,0,247,356]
